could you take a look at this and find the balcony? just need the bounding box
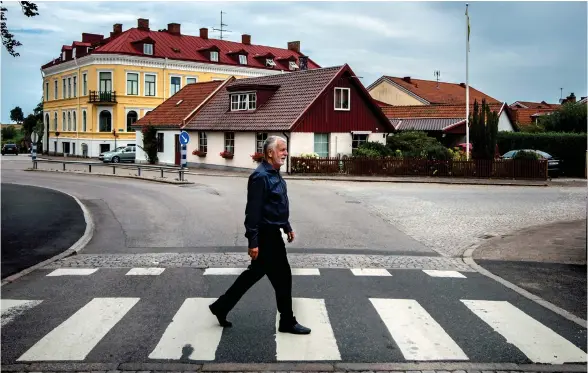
[88,90,117,104]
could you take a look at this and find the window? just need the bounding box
[62,112,66,130]
[99,110,112,132]
[256,132,267,153]
[210,51,219,62]
[239,55,247,65]
[54,112,57,131]
[99,72,112,92]
[82,73,87,95]
[199,132,207,153]
[352,134,368,151]
[334,87,350,110]
[54,81,58,99]
[68,78,71,98]
[266,58,276,67]
[224,132,235,153]
[126,111,138,131]
[289,61,299,70]
[157,133,164,152]
[45,82,49,101]
[82,111,87,132]
[127,73,138,95]
[314,133,329,157]
[145,74,156,96]
[73,76,77,97]
[62,51,66,60]
[230,92,256,111]
[45,113,49,130]
[73,111,77,131]
[72,48,76,59]
[67,112,71,131]
[62,79,66,99]
[144,43,153,55]
[170,76,181,96]
[186,77,197,84]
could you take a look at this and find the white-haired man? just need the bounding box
[209,136,311,335]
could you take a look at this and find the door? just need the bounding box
[174,134,180,165]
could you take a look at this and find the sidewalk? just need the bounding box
[472,219,587,319]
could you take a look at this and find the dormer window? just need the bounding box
[72,49,76,59]
[289,61,299,70]
[210,51,219,62]
[143,43,153,55]
[239,55,247,65]
[230,92,256,111]
[266,58,276,67]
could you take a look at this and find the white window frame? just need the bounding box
[54,80,58,100]
[97,69,114,93]
[224,132,235,153]
[82,72,88,96]
[314,133,329,158]
[186,76,198,85]
[144,73,157,96]
[126,71,140,96]
[72,110,77,132]
[143,43,153,55]
[198,132,207,153]
[256,132,268,153]
[266,58,276,67]
[62,79,66,99]
[210,51,219,62]
[82,109,87,132]
[289,61,299,70]
[230,92,256,111]
[239,55,247,65]
[62,111,66,131]
[170,75,181,96]
[53,112,58,131]
[334,87,350,111]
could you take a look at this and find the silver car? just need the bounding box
[100,145,136,163]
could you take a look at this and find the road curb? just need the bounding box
[1,362,585,372]
[462,244,587,328]
[0,184,95,286]
[24,168,194,185]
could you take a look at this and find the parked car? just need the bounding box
[2,144,18,155]
[501,149,561,177]
[100,145,136,163]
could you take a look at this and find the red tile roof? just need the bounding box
[510,101,560,109]
[135,79,231,128]
[375,76,501,105]
[509,107,555,126]
[42,21,320,72]
[381,102,505,119]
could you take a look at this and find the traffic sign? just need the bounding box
[179,131,190,145]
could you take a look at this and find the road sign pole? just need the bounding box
[31,132,37,167]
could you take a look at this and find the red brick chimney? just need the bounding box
[287,41,300,53]
[403,76,412,83]
[167,23,181,35]
[113,24,122,34]
[242,34,251,45]
[137,18,149,31]
[200,28,208,39]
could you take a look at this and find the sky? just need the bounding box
[1,1,587,123]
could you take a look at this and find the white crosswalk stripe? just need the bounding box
[422,270,466,278]
[46,268,98,276]
[3,295,585,363]
[350,268,392,276]
[126,268,165,275]
[204,268,321,275]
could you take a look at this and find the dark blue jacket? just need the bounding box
[244,160,292,249]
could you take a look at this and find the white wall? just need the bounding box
[498,110,515,132]
[290,132,387,157]
[289,132,314,156]
[49,137,135,158]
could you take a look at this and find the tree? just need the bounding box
[141,124,158,164]
[1,125,16,139]
[1,1,39,57]
[469,99,498,160]
[10,106,24,123]
[538,100,587,133]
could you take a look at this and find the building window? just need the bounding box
[82,111,87,132]
[82,73,87,95]
[314,133,329,158]
[62,79,66,99]
[73,111,77,131]
[210,51,218,62]
[54,112,57,131]
[72,48,76,59]
[186,77,197,84]
[170,76,181,96]
[126,111,138,131]
[199,132,207,153]
[144,43,153,55]
[127,73,139,95]
[224,132,235,153]
[45,113,49,130]
[67,112,71,131]
[99,110,112,132]
[54,81,58,99]
[334,87,350,110]
[266,58,276,67]
[73,76,77,97]
[239,55,247,65]
[352,134,368,151]
[62,112,66,130]
[45,82,49,101]
[230,92,256,111]
[99,72,112,92]
[289,61,299,70]
[256,132,267,153]
[157,133,164,152]
[62,51,65,60]
[145,74,156,96]
[68,78,71,98]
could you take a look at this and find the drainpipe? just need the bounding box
[282,131,290,174]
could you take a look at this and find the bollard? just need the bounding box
[161,168,164,178]
[138,167,141,176]
[113,166,115,174]
[63,162,66,171]
[89,164,92,173]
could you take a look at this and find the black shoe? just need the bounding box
[209,304,232,327]
[278,322,311,334]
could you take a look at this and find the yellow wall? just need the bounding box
[369,80,425,106]
[43,63,246,141]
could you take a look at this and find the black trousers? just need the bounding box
[211,226,295,325]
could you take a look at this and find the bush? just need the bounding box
[513,150,540,160]
[387,131,444,158]
[354,141,394,157]
[424,144,451,160]
[497,131,586,176]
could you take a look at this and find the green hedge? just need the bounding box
[497,132,586,177]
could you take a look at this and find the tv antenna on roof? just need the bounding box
[212,11,231,40]
[434,70,441,88]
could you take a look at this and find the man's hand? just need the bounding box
[248,247,259,260]
[287,231,295,243]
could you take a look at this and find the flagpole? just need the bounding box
[465,3,470,160]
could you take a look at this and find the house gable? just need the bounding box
[367,77,427,106]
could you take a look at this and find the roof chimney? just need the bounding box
[242,34,251,45]
[167,23,181,35]
[200,28,208,39]
[287,41,300,53]
[137,18,149,31]
[459,82,466,88]
[112,24,122,35]
[566,92,576,103]
[403,76,411,83]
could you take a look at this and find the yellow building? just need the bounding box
[41,18,319,157]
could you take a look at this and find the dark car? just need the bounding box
[502,149,561,177]
[1,144,18,155]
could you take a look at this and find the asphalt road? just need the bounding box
[0,182,86,279]
[2,266,586,364]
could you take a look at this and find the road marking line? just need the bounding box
[17,297,139,361]
[126,268,165,276]
[46,268,98,276]
[1,299,43,327]
[291,268,320,275]
[275,298,341,361]
[423,270,467,278]
[350,268,392,276]
[370,298,468,361]
[461,300,587,364]
[149,298,222,360]
[204,268,320,275]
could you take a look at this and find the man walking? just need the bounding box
[209,136,311,335]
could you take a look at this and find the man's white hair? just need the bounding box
[263,135,287,157]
